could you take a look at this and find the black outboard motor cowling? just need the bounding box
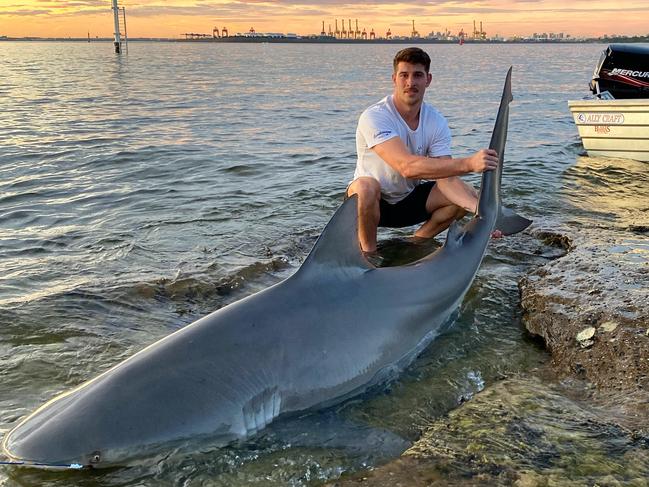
[589,44,649,99]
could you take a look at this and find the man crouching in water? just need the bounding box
[347,47,500,254]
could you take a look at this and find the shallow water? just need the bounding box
[395,376,649,486]
[0,41,644,485]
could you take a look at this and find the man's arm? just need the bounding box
[435,157,504,237]
[373,136,498,180]
[434,169,479,213]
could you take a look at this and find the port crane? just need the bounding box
[212,26,228,38]
[411,20,419,38]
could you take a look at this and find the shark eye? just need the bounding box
[90,451,101,464]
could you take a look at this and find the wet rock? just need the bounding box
[519,226,649,431]
[330,377,649,486]
[534,230,574,252]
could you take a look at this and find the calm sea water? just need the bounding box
[0,41,636,485]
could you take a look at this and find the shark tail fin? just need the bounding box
[299,195,373,272]
[496,205,532,236]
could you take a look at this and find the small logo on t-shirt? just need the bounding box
[374,130,393,140]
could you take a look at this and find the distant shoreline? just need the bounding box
[2,36,648,44]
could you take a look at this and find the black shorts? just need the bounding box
[379,181,435,228]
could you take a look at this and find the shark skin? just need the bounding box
[2,68,525,469]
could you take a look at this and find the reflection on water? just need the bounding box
[562,155,649,230]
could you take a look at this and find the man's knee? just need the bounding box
[347,177,381,204]
[431,204,465,224]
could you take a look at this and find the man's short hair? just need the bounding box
[393,47,431,73]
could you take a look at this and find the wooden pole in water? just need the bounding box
[111,0,121,53]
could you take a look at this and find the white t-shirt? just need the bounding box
[354,95,452,204]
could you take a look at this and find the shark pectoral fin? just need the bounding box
[299,195,373,271]
[496,206,533,236]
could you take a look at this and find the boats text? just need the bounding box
[576,113,625,125]
[611,68,649,78]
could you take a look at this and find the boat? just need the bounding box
[568,44,649,161]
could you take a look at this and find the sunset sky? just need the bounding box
[1,0,648,39]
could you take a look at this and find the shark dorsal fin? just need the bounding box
[298,195,373,273]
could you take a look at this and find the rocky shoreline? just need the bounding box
[330,223,649,486]
[330,376,649,486]
[520,225,649,431]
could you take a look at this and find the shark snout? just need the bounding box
[2,409,111,469]
[3,427,121,469]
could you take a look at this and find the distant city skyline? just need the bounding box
[1,1,648,39]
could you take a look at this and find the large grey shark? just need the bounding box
[2,68,528,469]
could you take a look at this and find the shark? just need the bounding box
[2,67,529,469]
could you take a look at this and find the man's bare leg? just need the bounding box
[346,177,381,253]
[414,184,467,239]
[415,204,466,238]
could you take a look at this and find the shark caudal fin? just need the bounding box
[477,67,533,235]
[496,205,532,236]
[298,195,373,272]
[476,67,513,221]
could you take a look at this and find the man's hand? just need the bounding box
[466,149,499,173]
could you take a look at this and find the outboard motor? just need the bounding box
[589,44,649,99]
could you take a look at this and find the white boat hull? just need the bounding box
[568,99,649,162]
